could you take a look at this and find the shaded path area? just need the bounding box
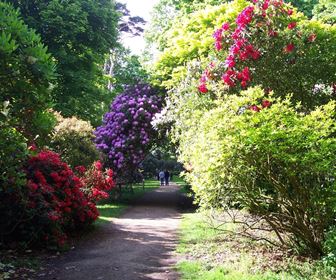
[40,183,183,280]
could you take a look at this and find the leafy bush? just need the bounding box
[0,2,55,140]
[313,0,336,24]
[150,0,249,88]
[95,84,162,179]
[182,87,336,258]
[323,226,336,274]
[0,114,29,245]
[25,150,101,247]
[50,112,99,168]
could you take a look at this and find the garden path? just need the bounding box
[39,183,182,280]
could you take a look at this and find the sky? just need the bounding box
[119,0,159,55]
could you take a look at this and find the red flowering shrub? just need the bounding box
[75,161,115,203]
[2,150,100,248]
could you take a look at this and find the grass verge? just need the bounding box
[176,212,334,280]
[172,175,193,196]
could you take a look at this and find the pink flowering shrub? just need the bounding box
[198,0,336,107]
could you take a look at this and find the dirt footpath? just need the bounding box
[39,183,182,280]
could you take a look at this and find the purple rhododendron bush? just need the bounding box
[95,84,163,178]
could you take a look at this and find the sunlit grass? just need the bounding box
[176,212,334,280]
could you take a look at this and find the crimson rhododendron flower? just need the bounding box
[262,100,272,108]
[308,33,317,42]
[222,70,236,87]
[79,161,116,203]
[287,22,297,30]
[198,83,208,93]
[222,22,230,30]
[24,150,102,247]
[250,105,261,112]
[75,165,86,174]
[285,43,295,53]
[197,0,314,93]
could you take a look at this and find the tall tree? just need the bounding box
[10,0,120,125]
[146,0,224,51]
[104,47,148,94]
[0,1,55,140]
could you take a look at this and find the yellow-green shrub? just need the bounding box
[50,113,99,168]
[182,87,336,258]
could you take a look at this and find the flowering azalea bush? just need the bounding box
[1,150,103,248]
[198,0,336,107]
[95,84,162,178]
[25,150,100,246]
[76,161,115,203]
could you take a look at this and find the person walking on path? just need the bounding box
[164,170,170,186]
[159,170,165,186]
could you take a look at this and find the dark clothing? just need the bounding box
[164,171,170,186]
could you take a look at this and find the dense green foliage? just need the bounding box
[10,0,120,124]
[0,106,28,243]
[182,88,336,257]
[313,0,336,24]
[152,0,336,260]
[0,2,55,140]
[146,0,225,52]
[287,0,318,18]
[50,112,99,168]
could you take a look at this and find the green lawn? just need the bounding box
[176,212,334,280]
[96,179,160,225]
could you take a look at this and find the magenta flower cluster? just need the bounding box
[198,0,314,93]
[95,84,162,175]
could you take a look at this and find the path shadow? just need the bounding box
[38,184,183,280]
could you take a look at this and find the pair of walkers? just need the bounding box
[158,170,170,186]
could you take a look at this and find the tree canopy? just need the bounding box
[10,0,120,125]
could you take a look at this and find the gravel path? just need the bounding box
[39,183,182,280]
